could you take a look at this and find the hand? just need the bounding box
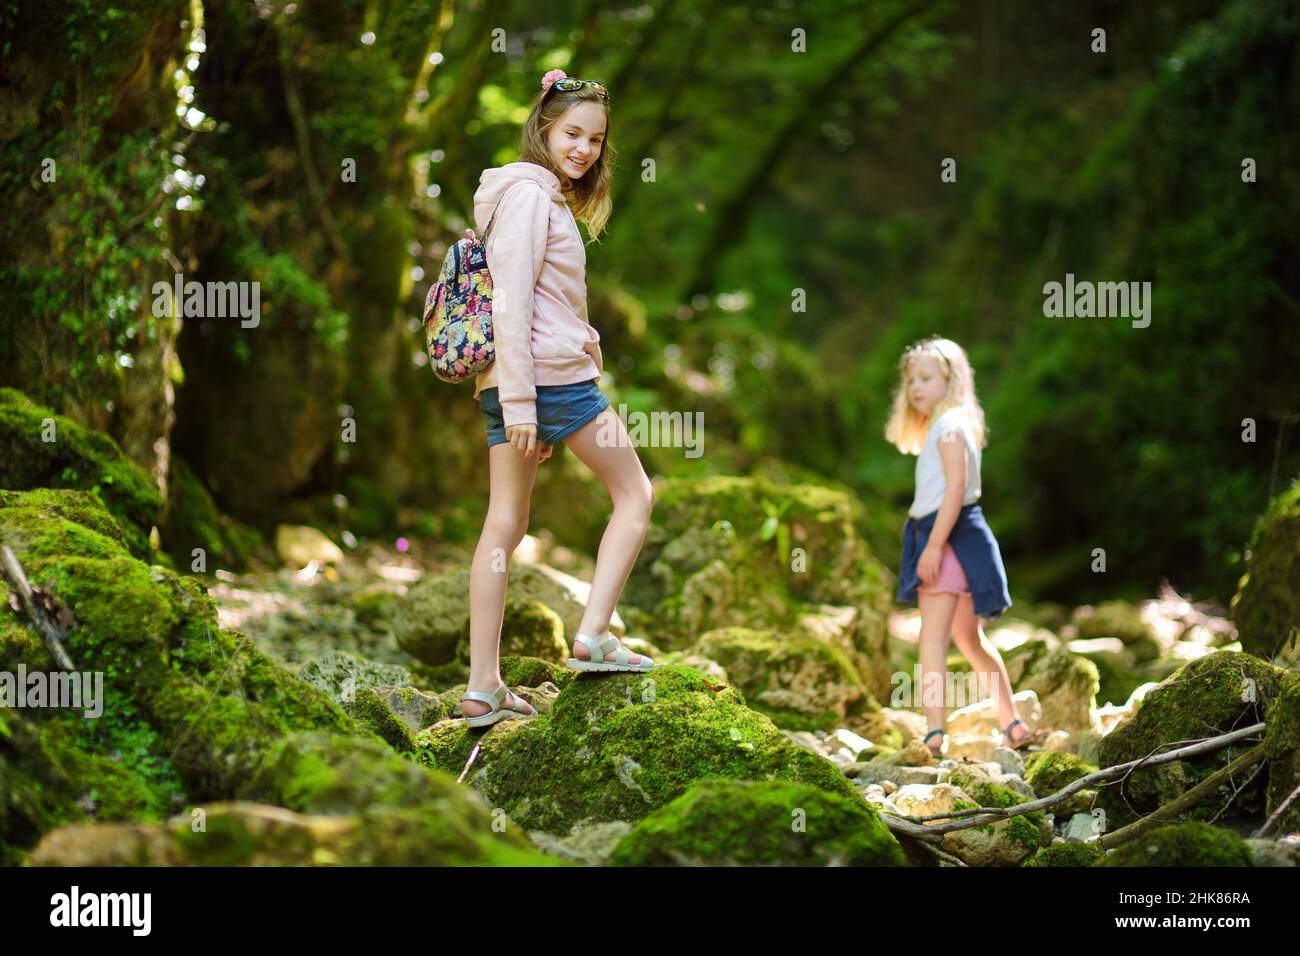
[918,544,943,586]
[505,423,541,461]
[537,442,553,463]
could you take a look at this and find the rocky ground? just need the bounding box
[4,387,1299,866]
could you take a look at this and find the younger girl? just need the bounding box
[885,336,1047,756]
[460,70,659,728]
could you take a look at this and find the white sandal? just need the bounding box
[566,632,659,672]
[460,683,537,728]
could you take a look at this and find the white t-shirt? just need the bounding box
[908,407,982,518]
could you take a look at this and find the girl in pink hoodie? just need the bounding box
[460,70,660,728]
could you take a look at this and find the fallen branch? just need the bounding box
[0,544,76,671]
[1099,743,1267,849]
[879,722,1266,840]
[1255,777,1300,839]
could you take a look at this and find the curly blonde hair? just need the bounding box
[883,336,988,454]
[518,84,616,239]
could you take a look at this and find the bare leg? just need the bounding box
[463,441,541,719]
[950,594,1030,745]
[918,590,959,754]
[560,405,654,664]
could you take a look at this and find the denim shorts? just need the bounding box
[478,379,610,447]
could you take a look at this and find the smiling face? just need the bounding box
[545,100,607,180]
[905,352,950,417]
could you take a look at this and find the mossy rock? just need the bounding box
[948,766,1052,856]
[1024,750,1098,795]
[1262,670,1300,835]
[341,688,419,753]
[692,626,893,742]
[1103,821,1254,867]
[1097,651,1285,828]
[1230,476,1300,663]
[1022,841,1105,867]
[455,598,568,665]
[30,789,562,867]
[1001,640,1100,733]
[414,665,864,837]
[608,778,906,866]
[0,388,162,558]
[295,649,415,705]
[0,708,179,866]
[392,564,596,666]
[1023,750,1099,818]
[500,655,576,692]
[0,489,367,849]
[625,475,895,701]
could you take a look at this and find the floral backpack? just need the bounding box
[422,190,513,383]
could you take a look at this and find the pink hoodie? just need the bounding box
[471,161,603,428]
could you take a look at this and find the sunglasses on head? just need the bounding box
[547,77,609,99]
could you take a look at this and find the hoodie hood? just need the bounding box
[474,161,566,230]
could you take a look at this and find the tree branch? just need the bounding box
[1,545,77,672]
[877,722,1267,843]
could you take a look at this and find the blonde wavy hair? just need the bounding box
[883,336,988,454]
[518,83,615,239]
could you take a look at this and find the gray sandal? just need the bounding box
[566,632,659,672]
[460,683,537,728]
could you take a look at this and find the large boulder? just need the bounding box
[1262,670,1300,836]
[1103,821,1254,867]
[690,626,894,742]
[608,778,906,866]
[391,563,624,666]
[29,788,556,867]
[1097,651,1286,828]
[1230,476,1300,664]
[0,486,551,865]
[1002,640,1101,734]
[416,665,865,838]
[624,475,895,703]
[0,388,162,558]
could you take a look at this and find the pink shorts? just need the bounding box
[918,543,970,595]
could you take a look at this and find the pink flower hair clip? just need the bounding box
[541,69,568,92]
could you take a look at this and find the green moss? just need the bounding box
[1022,842,1105,867]
[1262,670,1300,834]
[500,655,576,691]
[949,768,1049,853]
[1104,822,1254,867]
[0,389,162,558]
[240,732,561,865]
[1024,750,1098,796]
[1098,650,1284,827]
[342,688,418,753]
[417,665,865,837]
[1,488,354,801]
[1230,476,1300,661]
[625,475,896,703]
[608,778,906,866]
[693,626,893,741]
